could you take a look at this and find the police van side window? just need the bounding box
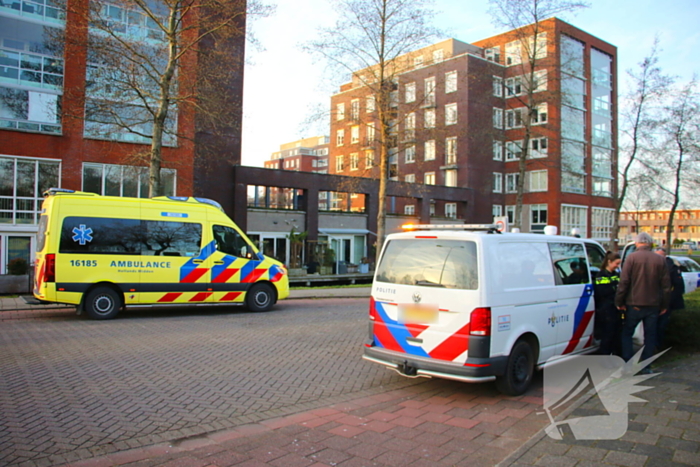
[60,217,141,254]
[142,221,201,257]
[548,242,589,285]
[213,225,252,259]
[494,242,554,291]
[585,243,605,272]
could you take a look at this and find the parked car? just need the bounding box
[669,255,700,294]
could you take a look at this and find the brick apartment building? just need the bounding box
[619,210,700,245]
[264,136,330,173]
[0,0,245,273]
[328,18,618,241]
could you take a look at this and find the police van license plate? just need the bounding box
[399,304,439,324]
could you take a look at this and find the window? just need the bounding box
[424,140,435,161]
[336,155,344,172]
[493,173,502,193]
[506,108,523,128]
[405,174,415,183]
[405,145,416,163]
[593,178,613,197]
[445,71,457,93]
[404,205,415,215]
[59,216,201,256]
[424,77,436,106]
[445,169,457,187]
[533,103,547,124]
[214,224,253,258]
[424,108,436,128]
[350,153,359,170]
[549,242,589,286]
[592,207,615,239]
[530,204,547,232]
[505,77,522,96]
[505,40,522,66]
[389,90,398,108]
[388,151,398,180]
[493,76,503,97]
[375,239,478,289]
[404,112,415,140]
[505,141,522,161]
[530,137,548,158]
[561,205,588,236]
[445,137,457,164]
[366,96,375,113]
[424,172,436,185]
[0,156,60,224]
[532,70,547,92]
[529,170,547,192]
[405,82,416,103]
[506,205,515,224]
[433,49,444,62]
[365,150,375,167]
[366,122,375,143]
[336,129,344,146]
[492,205,503,217]
[493,141,503,160]
[351,99,360,120]
[485,47,500,63]
[493,108,503,129]
[336,103,345,120]
[530,32,548,60]
[445,203,457,219]
[414,55,424,68]
[506,173,519,193]
[445,103,457,125]
[82,163,175,198]
[351,125,359,144]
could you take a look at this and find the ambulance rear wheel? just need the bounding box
[496,340,534,396]
[84,287,121,320]
[246,283,275,312]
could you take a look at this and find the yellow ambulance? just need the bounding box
[33,189,289,319]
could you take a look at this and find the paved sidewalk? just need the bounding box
[59,355,700,467]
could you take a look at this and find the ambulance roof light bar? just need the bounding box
[402,223,501,233]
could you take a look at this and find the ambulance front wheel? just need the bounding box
[84,286,122,320]
[246,283,275,312]
[496,340,535,396]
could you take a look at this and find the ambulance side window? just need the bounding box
[548,242,589,285]
[142,221,202,257]
[213,225,251,259]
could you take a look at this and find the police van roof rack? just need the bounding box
[402,223,501,233]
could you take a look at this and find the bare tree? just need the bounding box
[305,0,439,257]
[639,79,700,252]
[487,0,588,230]
[612,40,673,248]
[61,0,271,197]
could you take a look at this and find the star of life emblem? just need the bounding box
[72,224,94,245]
[412,292,422,303]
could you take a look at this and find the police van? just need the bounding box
[363,224,606,395]
[34,189,289,319]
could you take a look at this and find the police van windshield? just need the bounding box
[375,239,478,290]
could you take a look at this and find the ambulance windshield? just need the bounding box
[375,239,478,290]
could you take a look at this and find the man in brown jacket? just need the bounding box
[615,232,671,370]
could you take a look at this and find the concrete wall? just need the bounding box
[247,210,306,233]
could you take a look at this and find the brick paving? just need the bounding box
[1,294,699,467]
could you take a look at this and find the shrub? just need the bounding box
[7,258,29,275]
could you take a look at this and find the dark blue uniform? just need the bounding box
[594,268,621,356]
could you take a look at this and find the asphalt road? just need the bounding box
[0,298,422,466]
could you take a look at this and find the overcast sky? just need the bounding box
[240,0,700,167]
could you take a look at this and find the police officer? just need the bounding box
[594,251,622,356]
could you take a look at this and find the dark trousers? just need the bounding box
[597,306,622,356]
[621,306,659,363]
[656,309,673,350]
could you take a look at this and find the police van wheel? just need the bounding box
[246,283,275,312]
[496,340,534,396]
[84,287,121,320]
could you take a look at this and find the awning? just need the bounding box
[318,228,375,236]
